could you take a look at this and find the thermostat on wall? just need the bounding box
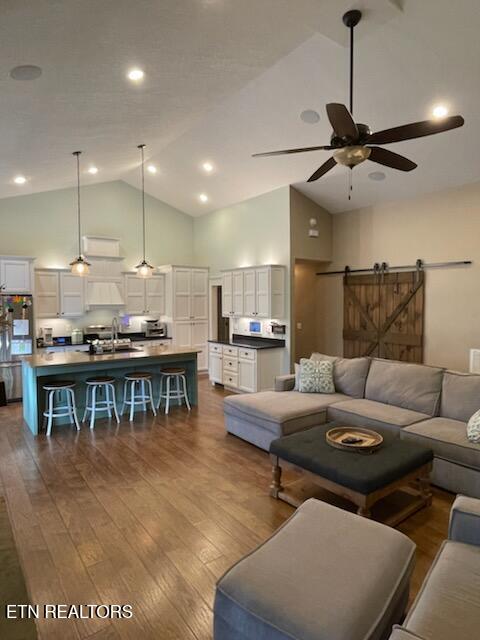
[249,321,261,333]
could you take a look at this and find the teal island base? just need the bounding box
[22,346,199,435]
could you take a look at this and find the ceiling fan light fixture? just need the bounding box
[333,145,371,167]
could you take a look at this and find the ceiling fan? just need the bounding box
[252,10,465,184]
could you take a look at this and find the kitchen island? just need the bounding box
[22,345,199,435]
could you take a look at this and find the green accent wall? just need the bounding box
[0,180,194,269]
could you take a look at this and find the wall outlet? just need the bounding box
[296,322,302,330]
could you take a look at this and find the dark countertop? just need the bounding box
[37,334,172,348]
[208,334,285,350]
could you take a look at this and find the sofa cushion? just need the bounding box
[327,399,429,433]
[311,353,371,399]
[440,370,480,422]
[365,359,443,415]
[404,540,480,640]
[215,498,416,640]
[224,391,348,436]
[401,417,480,470]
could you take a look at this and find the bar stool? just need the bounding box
[82,376,120,429]
[43,380,80,436]
[157,367,191,415]
[121,372,156,421]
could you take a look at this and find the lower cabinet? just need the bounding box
[173,321,208,371]
[209,343,284,392]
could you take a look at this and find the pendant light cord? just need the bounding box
[349,23,354,115]
[138,144,146,262]
[73,151,82,256]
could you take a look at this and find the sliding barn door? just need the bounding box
[343,271,424,363]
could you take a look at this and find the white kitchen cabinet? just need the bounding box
[35,270,60,318]
[159,265,209,371]
[209,343,284,393]
[174,320,208,371]
[221,265,286,319]
[222,271,244,317]
[145,276,165,315]
[124,274,165,316]
[0,258,33,293]
[35,269,85,318]
[243,269,256,317]
[209,349,223,384]
[59,272,85,317]
[238,357,256,393]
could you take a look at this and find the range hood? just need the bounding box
[87,281,124,307]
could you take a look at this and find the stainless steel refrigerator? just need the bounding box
[0,294,34,400]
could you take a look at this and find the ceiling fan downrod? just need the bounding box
[342,10,362,116]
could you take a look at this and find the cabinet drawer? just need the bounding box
[209,343,223,354]
[223,357,238,373]
[223,372,238,388]
[223,345,239,357]
[238,348,256,361]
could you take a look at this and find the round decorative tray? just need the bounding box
[326,426,383,453]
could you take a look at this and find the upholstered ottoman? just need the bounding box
[214,498,416,640]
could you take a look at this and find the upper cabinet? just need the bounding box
[35,269,85,318]
[0,257,33,294]
[124,274,165,316]
[222,265,285,319]
[161,266,209,321]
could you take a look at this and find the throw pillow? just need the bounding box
[298,358,335,394]
[467,409,480,444]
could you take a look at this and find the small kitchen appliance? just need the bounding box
[141,320,167,338]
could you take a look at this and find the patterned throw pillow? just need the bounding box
[467,409,480,444]
[298,358,335,394]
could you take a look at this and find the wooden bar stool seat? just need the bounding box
[157,368,191,415]
[121,372,156,421]
[42,380,80,436]
[83,376,119,429]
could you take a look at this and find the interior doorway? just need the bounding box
[209,279,229,343]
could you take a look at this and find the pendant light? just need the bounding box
[135,144,154,278]
[69,151,90,276]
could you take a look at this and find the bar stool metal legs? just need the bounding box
[121,372,156,421]
[82,376,119,429]
[43,381,80,436]
[157,368,191,415]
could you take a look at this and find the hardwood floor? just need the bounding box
[0,377,454,640]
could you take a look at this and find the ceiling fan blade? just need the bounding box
[252,145,332,158]
[326,103,359,140]
[307,157,337,182]
[367,115,464,145]
[368,146,417,171]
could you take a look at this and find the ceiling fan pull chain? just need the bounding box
[348,167,353,201]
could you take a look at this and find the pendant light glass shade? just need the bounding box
[70,151,90,276]
[135,144,154,278]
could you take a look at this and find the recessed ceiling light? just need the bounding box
[432,104,448,119]
[10,65,42,81]
[13,175,27,185]
[127,67,144,82]
[368,171,386,181]
[199,193,209,203]
[87,166,98,175]
[300,109,320,124]
[202,161,214,173]
[147,164,157,174]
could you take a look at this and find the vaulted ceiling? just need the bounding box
[1,0,478,215]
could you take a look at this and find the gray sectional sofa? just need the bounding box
[223,354,480,497]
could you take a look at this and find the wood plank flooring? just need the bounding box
[0,377,454,639]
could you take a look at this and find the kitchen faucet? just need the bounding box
[112,316,119,353]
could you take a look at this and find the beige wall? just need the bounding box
[290,187,332,262]
[320,181,480,371]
